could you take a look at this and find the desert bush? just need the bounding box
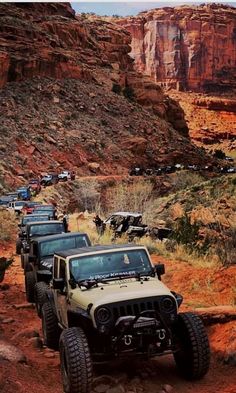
[112,83,122,95]
[213,149,226,159]
[0,210,17,242]
[172,171,204,193]
[123,86,135,101]
[171,214,210,255]
[105,181,154,215]
[76,180,101,213]
[215,227,236,266]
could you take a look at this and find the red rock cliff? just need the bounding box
[0,2,188,135]
[119,4,236,92]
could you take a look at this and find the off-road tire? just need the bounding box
[23,254,31,274]
[21,254,24,269]
[25,271,36,303]
[173,312,210,380]
[34,282,49,318]
[42,302,61,350]
[60,327,93,393]
[16,239,22,255]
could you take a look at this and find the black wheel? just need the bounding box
[21,254,24,269]
[34,281,49,318]
[25,271,36,303]
[23,254,30,274]
[16,239,22,255]
[60,327,93,393]
[42,302,61,350]
[173,312,210,380]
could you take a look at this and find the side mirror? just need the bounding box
[53,278,65,291]
[155,264,165,280]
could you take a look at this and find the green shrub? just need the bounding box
[112,83,122,95]
[123,86,135,101]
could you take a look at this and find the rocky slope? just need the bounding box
[0,2,188,136]
[118,4,236,92]
[0,2,217,190]
[168,91,236,152]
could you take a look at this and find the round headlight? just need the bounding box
[161,297,176,313]
[96,307,111,324]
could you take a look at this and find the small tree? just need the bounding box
[123,86,135,101]
[213,149,226,159]
[112,83,122,95]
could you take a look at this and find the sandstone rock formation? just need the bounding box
[118,4,236,92]
[0,2,188,136]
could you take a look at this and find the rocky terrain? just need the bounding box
[1,2,220,190]
[168,91,236,152]
[118,4,236,92]
[0,222,236,393]
[0,2,189,134]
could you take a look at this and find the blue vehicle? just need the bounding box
[17,186,31,201]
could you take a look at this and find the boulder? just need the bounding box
[0,340,27,363]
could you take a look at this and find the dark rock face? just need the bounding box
[118,4,236,92]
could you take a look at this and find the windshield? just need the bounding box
[15,202,25,207]
[26,202,41,208]
[29,223,64,237]
[70,249,152,282]
[34,206,54,211]
[40,236,89,258]
[22,216,49,225]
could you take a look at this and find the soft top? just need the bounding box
[55,244,146,258]
[108,212,142,217]
[32,232,89,243]
[26,220,61,227]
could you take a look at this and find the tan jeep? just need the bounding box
[41,244,210,393]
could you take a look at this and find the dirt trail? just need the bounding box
[0,243,236,393]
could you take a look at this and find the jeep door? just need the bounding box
[53,258,69,327]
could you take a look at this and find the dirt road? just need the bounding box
[0,243,235,393]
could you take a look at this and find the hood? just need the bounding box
[70,278,175,311]
[40,256,53,270]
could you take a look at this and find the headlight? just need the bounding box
[96,307,111,324]
[160,297,176,313]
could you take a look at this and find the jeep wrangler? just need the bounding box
[16,214,50,255]
[21,220,66,270]
[24,232,91,310]
[41,244,210,393]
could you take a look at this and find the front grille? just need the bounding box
[112,299,160,320]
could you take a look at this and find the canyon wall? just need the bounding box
[0,2,188,135]
[119,4,236,92]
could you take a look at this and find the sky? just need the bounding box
[72,1,236,16]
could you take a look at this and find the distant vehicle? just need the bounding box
[8,201,26,214]
[6,192,21,201]
[104,212,146,240]
[129,167,144,176]
[28,179,41,194]
[33,205,57,219]
[22,201,42,215]
[19,220,66,266]
[17,186,31,201]
[0,196,15,206]
[58,171,75,181]
[40,174,58,187]
[225,156,234,162]
[24,232,91,308]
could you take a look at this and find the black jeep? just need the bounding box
[16,214,51,255]
[25,232,91,312]
[21,220,66,269]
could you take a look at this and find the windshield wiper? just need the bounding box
[77,278,108,290]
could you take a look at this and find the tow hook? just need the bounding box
[123,335,132,346]
[158,329,166,340]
